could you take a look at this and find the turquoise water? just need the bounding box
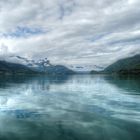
[0,75,140,140]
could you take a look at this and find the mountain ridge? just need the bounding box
[0,57,75,75]
[0,60,37,75]
[91,54,140,75]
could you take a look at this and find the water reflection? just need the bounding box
[0,75,70,90]
[104,75,140,95]
[0,75,139,140]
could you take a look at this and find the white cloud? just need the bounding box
[0,0,140,67]
[0,43,8,55]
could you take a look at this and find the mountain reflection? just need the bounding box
[104,75,140,95]
[0,75,70,90]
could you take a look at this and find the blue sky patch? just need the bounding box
[2,26,46,38]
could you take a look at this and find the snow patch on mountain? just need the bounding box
[0,55,103,73]
[68,64,104,73]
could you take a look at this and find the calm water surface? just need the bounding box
[0,75,140,140]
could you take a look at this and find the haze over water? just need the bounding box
[0,75,140,140]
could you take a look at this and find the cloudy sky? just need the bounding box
[0,0,140,67]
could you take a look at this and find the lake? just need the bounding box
[0,74,140,140]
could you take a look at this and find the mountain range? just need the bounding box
[0,54,140,75]
[0,60,37,75]
[0,56,74,75]
[91,54,140,75]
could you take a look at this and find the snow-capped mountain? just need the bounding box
[5,55,51,72]
[68,64,104,73]
[0,55,104,74]
[0,55,74,75]
[6,56,103,73]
